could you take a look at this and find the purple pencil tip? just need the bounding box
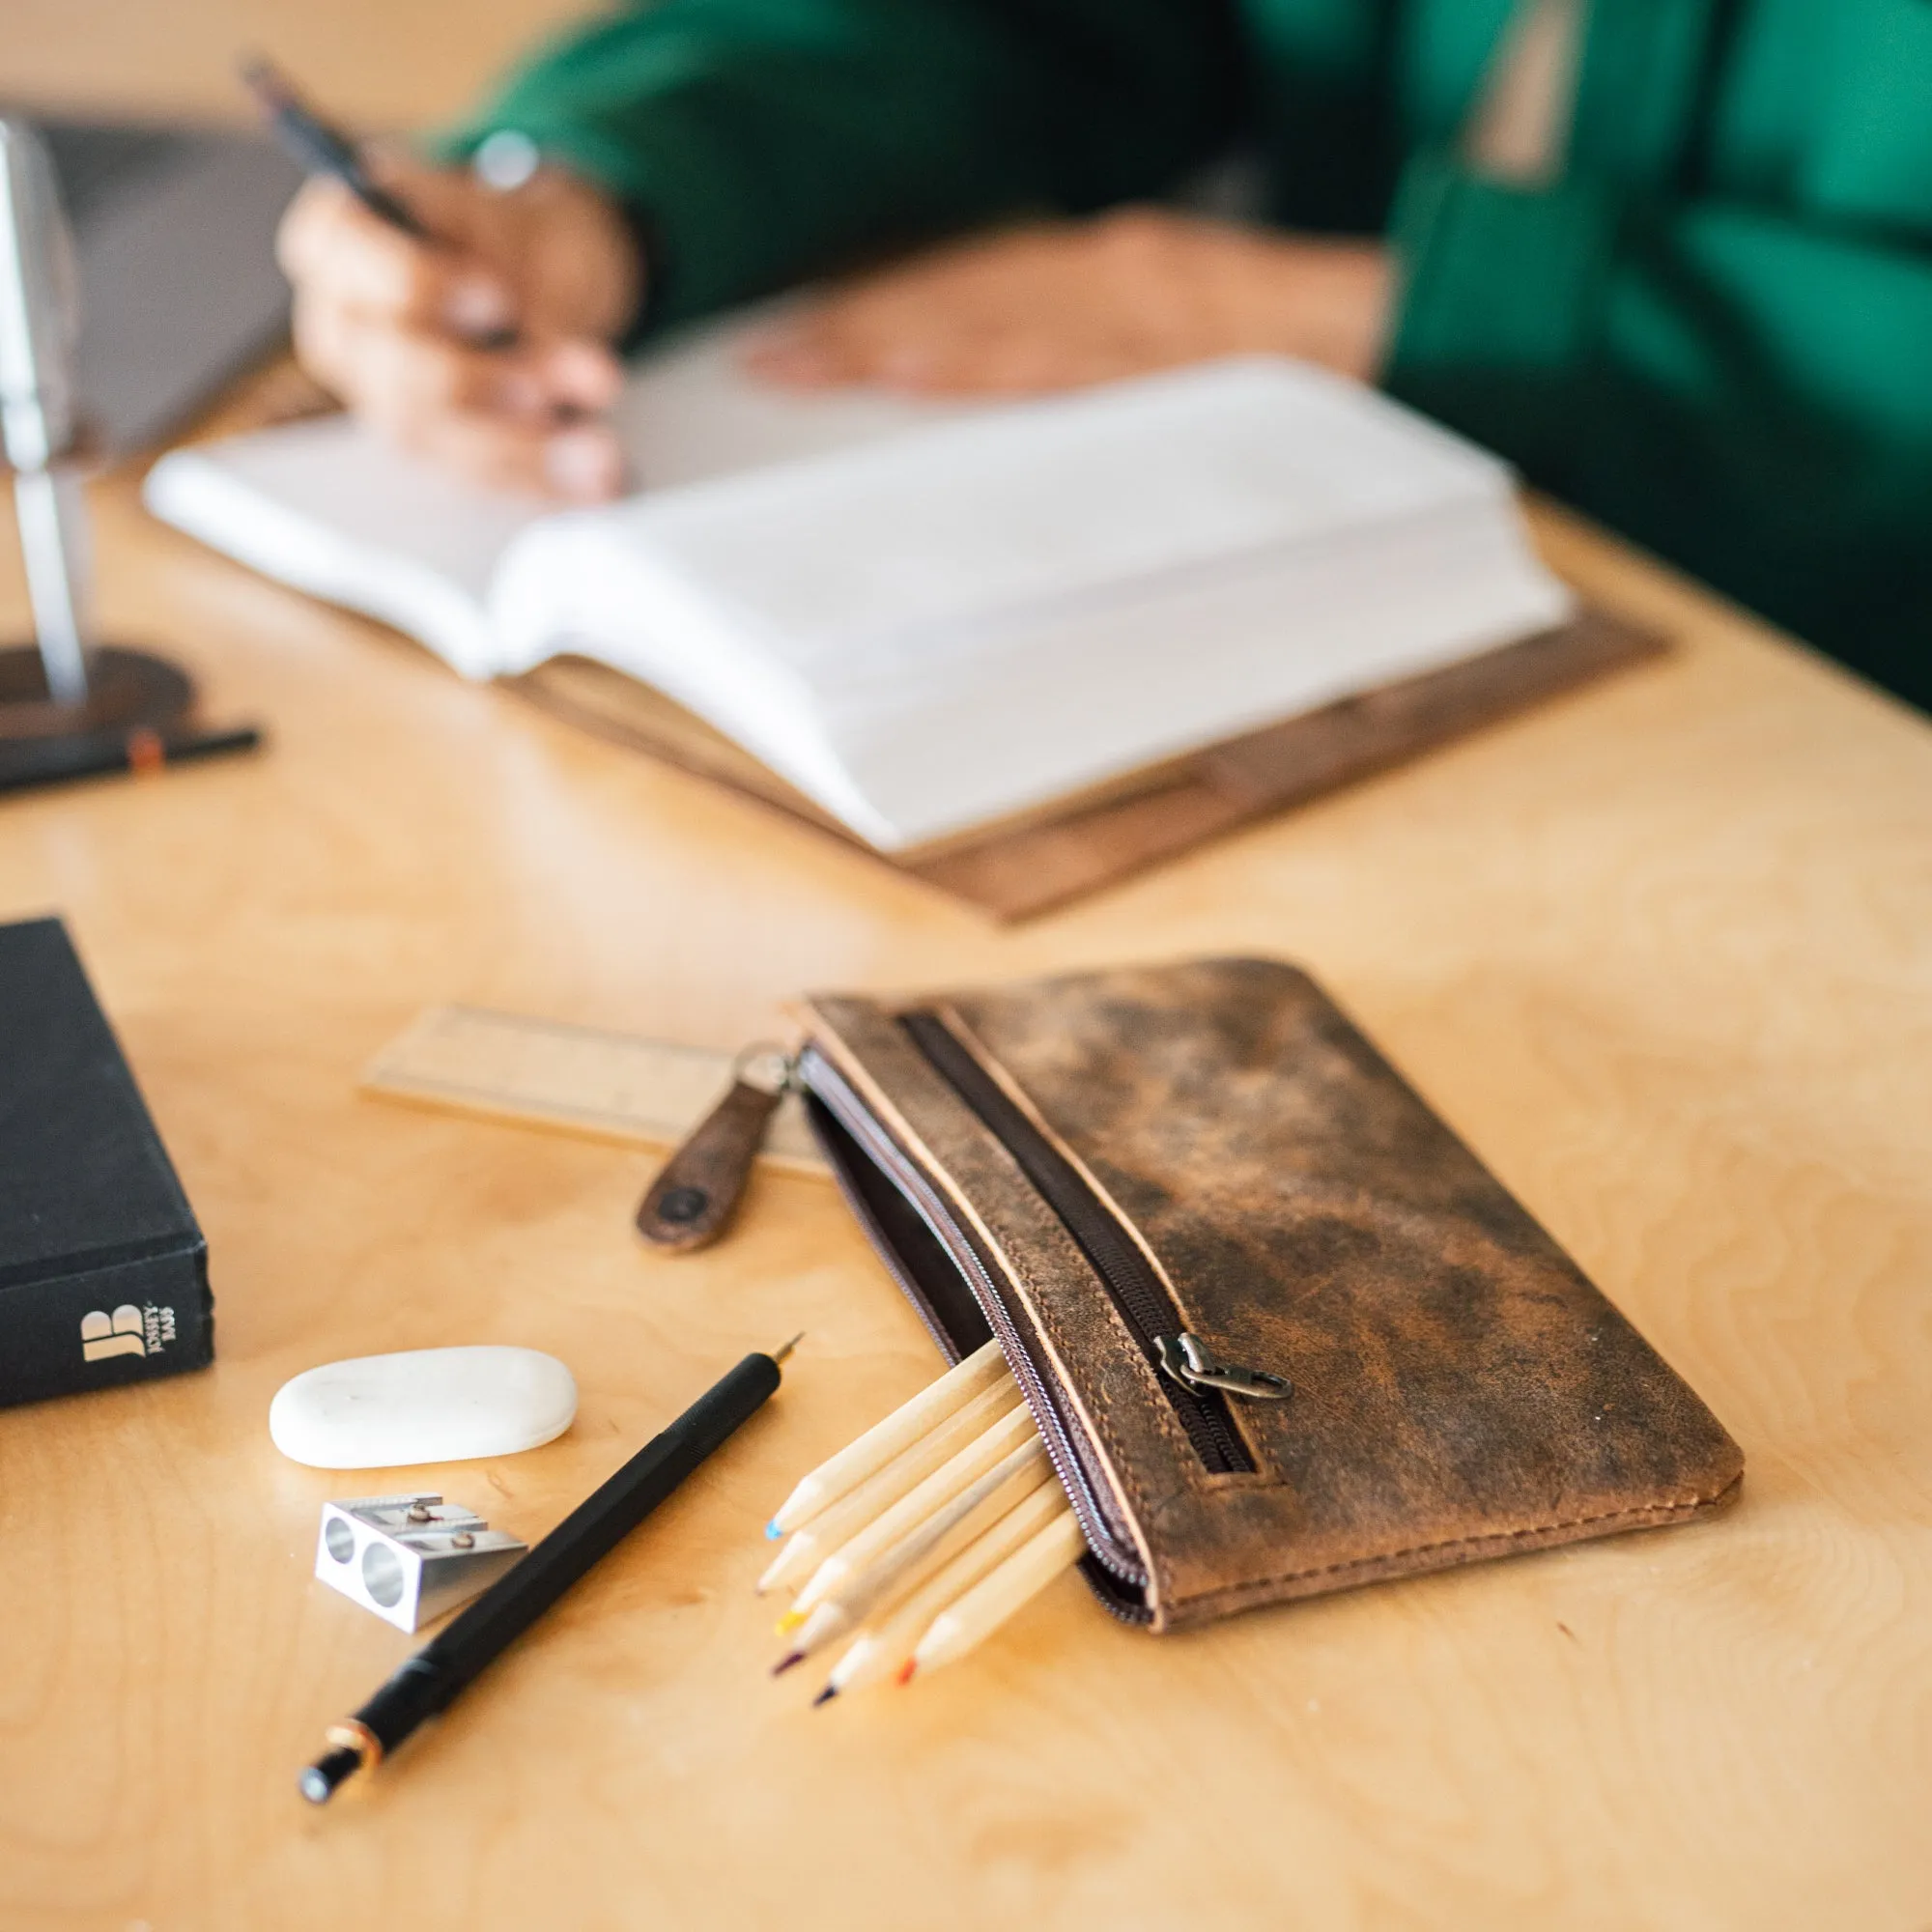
[770,1651,805,1677]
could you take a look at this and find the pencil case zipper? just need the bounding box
[893,1011,1261,1474]
[796,1041,1154,1618]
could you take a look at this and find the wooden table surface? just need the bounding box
[2,426,1930,1930]
[3,0,587,130]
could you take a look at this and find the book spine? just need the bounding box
[0,1243,214,1408]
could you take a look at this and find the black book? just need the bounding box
[0,916,213,1407]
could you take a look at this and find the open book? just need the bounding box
[146,311,1575,854]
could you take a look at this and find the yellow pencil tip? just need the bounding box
[775,1609,804,1635]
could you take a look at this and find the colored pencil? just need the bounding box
[756,1379,1021,1595]
[785,1403,1037,1620]
[765,1337,1009,1538]
[816,1486,1073,1702]
[898,1511,1088,1684]
[778,1441,1048,1669]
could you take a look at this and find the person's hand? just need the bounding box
[276,154,640,499]
[745,208,1391,397]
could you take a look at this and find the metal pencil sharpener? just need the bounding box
[315,1493,527,1633]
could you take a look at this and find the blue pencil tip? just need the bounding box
[764,1520,782,1540]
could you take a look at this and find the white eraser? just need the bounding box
[269,1345,578,1469]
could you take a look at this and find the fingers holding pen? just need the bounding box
[274,135,642,500]
[278,156,640,345]
[293,297,624,499]
[280,163,630,501]
[279,177,515,340]
[295,297,617,424]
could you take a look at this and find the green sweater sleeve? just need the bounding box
[443,0,1242,329]
[1385,155,1932,704]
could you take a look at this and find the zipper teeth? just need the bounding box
[799,1048,1150,1601]
[899,1013,1256,1476]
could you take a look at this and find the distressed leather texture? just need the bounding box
[802,958,1744,1633]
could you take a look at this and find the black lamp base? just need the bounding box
[0,641,193,734]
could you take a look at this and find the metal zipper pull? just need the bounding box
[636,1044,793,1254]
[1155,1332,1293,1401]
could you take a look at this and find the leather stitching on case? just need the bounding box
[1174,1476,1744,1617]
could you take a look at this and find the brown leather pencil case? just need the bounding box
[783,957,1743,1633]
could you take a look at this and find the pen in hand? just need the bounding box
[245,54,635,498]
[242,52,530,357]
[241,56,435,243]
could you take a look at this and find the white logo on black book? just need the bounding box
[81,1305,147,1362]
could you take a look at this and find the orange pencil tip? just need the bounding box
[895,1661,917,1687]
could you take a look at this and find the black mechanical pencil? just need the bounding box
[299,1335,802,1804]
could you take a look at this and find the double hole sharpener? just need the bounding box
[316,1494,527,1633]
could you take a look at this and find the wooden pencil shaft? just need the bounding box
[880,1485,1069,1644]
[791,1447,1049,1658]
[791,1405,1038,1614]
[756,1528,817,1598]
[759,1380,1022,1595]
[908,1511,1087,1678]
[851,1451,1051,1627]
[828,1490,1073,1695]
[769,1338,1009,1534]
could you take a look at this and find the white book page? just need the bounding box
[141,301,969,679]
[564,358,1515,688]
[824,504,1572,844]
[613,302,978,491]
[143,416,525,677]
[493,357,1572,847]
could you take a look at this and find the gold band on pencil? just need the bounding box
[325,1719,383,1768]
